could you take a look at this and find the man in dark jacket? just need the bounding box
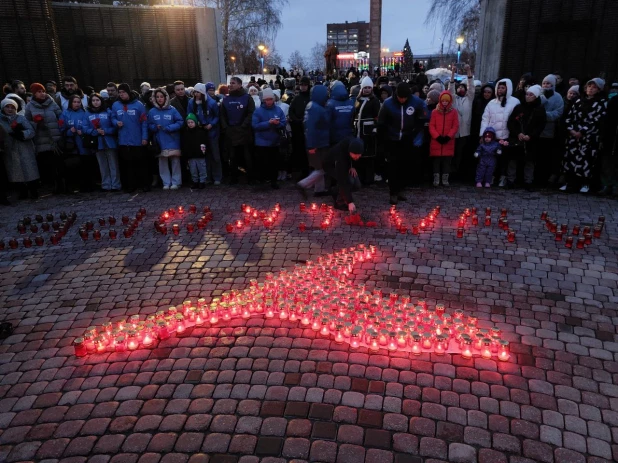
[378,82,427,204]
[599,95,618,195]
[323,137,364,212]
[220,76,256,183]
[288,76,312,175]
[355,76,381,183]
[170,81,190,120]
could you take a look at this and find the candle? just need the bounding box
[93,230,101,241]
[555,231,563,241]
[29,224,38,233]
[35,236,44,246]
[412,225,419,235]
[95,336,106,353]
[236,220,243,229]
[399,226,407,234]
[157,320,170,340]
[501,208,507,217]
[300,203,306,212]
[41,222,50,232]
[593,226,602,238]
[484,216,491,226]
[576,237,585,249]
[187,223,195,233]
[560,223,567,234]
[127,331,138,350]
[411,335,422,355]
[123,229,132,238]
[457,228,464,238]
[485,207,491,216]
[464,208,470,217]
[481,339,492,359]
[420,219,427,228]
[350,334,360,349]
[225,223,233,233]
[565,236,573,248]
[472,215,479,226]
[584,233,592,245]
[572,225,580,235]
[311,203,318,212]
[498,340,510,361]
[540,211,547,220]
[122,216,129,225]
[461,340,472,359]
[114,336,126,352]
[22,237,32,248]
[50,234,60,245]
[74,337,87,357]
[299,222,306,232]
[435,336,445,355]
[79,229,88,241]
[550,222,557,233]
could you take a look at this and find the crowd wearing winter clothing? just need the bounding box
[1,67,618,210]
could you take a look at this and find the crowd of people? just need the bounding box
[1,67,617,211]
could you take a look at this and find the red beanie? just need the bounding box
[30,83,45,94]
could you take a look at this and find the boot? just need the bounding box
[442,173,450,186]
[433,173,440,187]
[17,184,28,200]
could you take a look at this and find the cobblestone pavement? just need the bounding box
[0,183,617,463]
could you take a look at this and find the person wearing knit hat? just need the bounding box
[182,112,209,189]
[354,75,380,183]
[559,77,608,193]
[29,83,45,95]
[448,63,475,179]
[205,82,216,99]
[426,90,441,108]
[548,84,580,185]
[504,84,547,190]
[537,75,564,184]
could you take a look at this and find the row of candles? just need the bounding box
[73,244,510,362]
[3,212,78,249]
[389,205,440,235]
[456,207,516,242]
[540,211,604,249]
[79,208,147,241]
[226,203,282,232]
[155,205,213,235]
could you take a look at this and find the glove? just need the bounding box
[443,136,451,143]
[436,136,445,144]
[10,129,26,141]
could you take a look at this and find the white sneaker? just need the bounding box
[498,176,507,187]
[559,184,568,191]
[579,184,589,193]
[374,174,383,182]
[170,185,179,190]
[163,185,170,190]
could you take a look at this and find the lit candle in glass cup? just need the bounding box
[498,340,510,361]
[457,228,464,238]
[73,337,87,357]
[593,225,602,238]
[576,237,585,249]
[114,335,126,352]
[572,224,580,235]
[540,211,547,220]
[565,236,573,248]
[127,331,138,350]
[481,338,492,359]
[484,216,491,226]
[157,320,170,340]
[555,230,563,241]
[472,215,479,226]
[461,339,473,359]
[584,233,592,245]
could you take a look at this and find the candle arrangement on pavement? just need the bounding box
[226,203,282,233]
[74,245,510,362]
[540,211,604,250]
[458,207,516,243]
[1,212,77,250]
[80,208,147,241]
[155,205,213,236]
[389,205,441,235]
[298,202,335,231]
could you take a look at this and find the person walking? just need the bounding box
[84,93,121,192]
[112,83,149,193]
[0,98,39,199]
[148,87,184,190]
[251,88,286,189]
[429,91,459,186]
[220,77,255,184]
[559,78,608,193]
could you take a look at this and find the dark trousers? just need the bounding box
[290,122,308,175]
[79,155,99,192]
[254,145,279,184]
[536,137,559,185]
[118,145,149,191]
[359,135,376,184]
[36,150,66,191]
[600,155,618,188]
[432,157,452,174]
[386,138,415,195]
[452,136,468,174]
[227,144,253,181]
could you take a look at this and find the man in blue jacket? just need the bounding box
[327,81,354,145]
[377,82,427,205]
[297,84,331,197]
[111,83,149,193]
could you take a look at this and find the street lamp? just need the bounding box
[258,44,268,79]
[230,56,236,75]
[456,36,464,67]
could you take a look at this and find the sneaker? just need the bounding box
[484,183,491,188]
[433,173,440,187]
[213,181,221,186]
[579,184,589,193]
[558,184,568,191]
[170,185,179,190]
[163,185,170,190]
[374,174,383,182]
[476,182,483,188]
[498,176,507,187]
[389,195,398,205]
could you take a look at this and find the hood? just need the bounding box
[480,84,495,98]
[310,85,328,106]
[194,83,207,96]
[330,81,348,101]
[152,88,171,110]
[482,127,497,139]
[437,91,453,111]
[495,78,513,99]
[6,93,26,112]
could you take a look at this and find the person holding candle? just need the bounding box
[473,127,502,188]
[429,91,459,186]
[559,78,608,193]
[148,87,184,190]
[182,113,209,189]
[84,93,121,192]
[505,85,547,190]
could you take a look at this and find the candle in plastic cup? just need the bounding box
[576,237,585,249]
[565,236,573,248]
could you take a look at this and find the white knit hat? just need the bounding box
[360,76,373,89]
[568,85,580,95]
[262,88,275,100]
[1,99,18,110]
[527,85,542,98]
[193,83,206,95]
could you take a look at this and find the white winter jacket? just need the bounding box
[449,76,475,137]
[480,78,519,140]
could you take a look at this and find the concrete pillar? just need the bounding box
[195,7,226,84]
[369,0,382,73]
[476,0,508,82]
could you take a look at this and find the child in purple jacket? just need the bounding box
[475,127,502,188]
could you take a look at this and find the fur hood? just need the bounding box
[152,87,171,110]
[5,93,26,114]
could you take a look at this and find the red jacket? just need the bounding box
[429,91,459,157]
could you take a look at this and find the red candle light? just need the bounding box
[498,340,510,361]
[507,230,516,242]
[35,236,44,246]
[311,203,318,212]
[225,223,233,233]
[299,222,306,232]
[484,216,491,226]
[576,237,585,249]
[178,206,184,215]
[123,229,132,238]
[457,228,464,238]
[598,215,605,223]
[461,340,472,359]
[300,203,306,212]
[412,225,419,235]
[399,226,407,234]
[50,235,60,245]
[555,231,563,241]
[114,336,126,352]
[93,230,101,241]
[565,236,573,248]
[540,211,547,220]
[485,207,491,216]
[122,216,129,225]
[481,339,492,359]
[127,332,138,350]
[550,222,557,233]
[583,226,591,235]
[236,220,243,230]
[560,223,567,234]
[472,215,479,226]
[109,216,117,225]
[187,223,195,233]
[42,222,50,232]
[420,219,427,228]
[157,320,170,340]
[501,208,507,217]
[584,233,592,245]
[593,225,602,238]
[23,237,32,248]
[572,224,580,235]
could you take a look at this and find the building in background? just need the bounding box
[326,21,371,54]
[1,1,226,90]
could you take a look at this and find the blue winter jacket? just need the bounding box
[187,96,220,139]
[148,106,184,151]
[59,108,88,155]
[304,85,331,150]
[377,95,427,141]
[326,81,355,144]
[84,109,117,150]
[252,103,286,147]
[111,98,148,147]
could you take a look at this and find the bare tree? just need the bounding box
[308,42,326,72]
[288,50,308,71]
[425,0,479,46]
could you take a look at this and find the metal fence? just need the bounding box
[500,0,618,83]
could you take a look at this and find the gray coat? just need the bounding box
[25,95,62,153]
[540,92,564,138]
[0,113,39,183]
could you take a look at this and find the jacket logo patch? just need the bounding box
[127,110,136,116]
[164,115,172,120]
[116,110,123,116]
[153,115,161,120]
[406,107,415,116]
[239,105,244,109]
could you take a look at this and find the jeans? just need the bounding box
[188,158,207,183]
[95,148,121,190]
[206,137,222,182]
[159,156,182,187]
